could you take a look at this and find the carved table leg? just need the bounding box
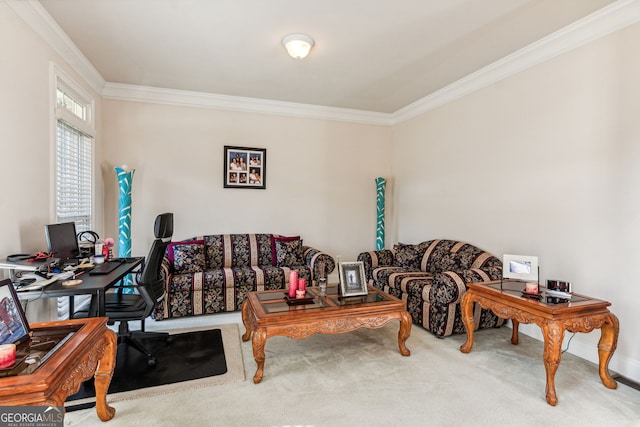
[252,328,267,384]
[241,300,252,342]
[397,311,412,356]
[459,292,476,353]
[598,313,619,389]
[511,319,520,345]
[542,321,564,406]
[94,329,117,421]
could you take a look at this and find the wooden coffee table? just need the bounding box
[459,280,619,406]
[0,317,117,421]
[241,285,412,383]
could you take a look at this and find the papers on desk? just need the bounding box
[16,271,75,291]
[0,261,38,271]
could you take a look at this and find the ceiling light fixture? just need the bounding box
[282,34,314,59]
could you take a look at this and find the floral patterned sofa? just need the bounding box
[153,233,335,320]
[357,239,505,337]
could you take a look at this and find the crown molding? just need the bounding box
[102,83,394,126]
[6,0,105,94]
[7,0,640,126]
[391,0,640,124]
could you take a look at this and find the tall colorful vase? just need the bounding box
[116,166,134,291]
[375,177,386,250]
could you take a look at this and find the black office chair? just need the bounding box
[73,212,174,366]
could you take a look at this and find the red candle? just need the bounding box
[0,344,16,369]
[288,270,298,298]
[525,282,539,294]
[299,278,306,291]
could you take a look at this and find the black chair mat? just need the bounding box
[66,328,226,410]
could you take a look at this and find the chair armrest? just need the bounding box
[303,246,336,279]
[430,266,503,305]
[108,282,142,295]
[357,249,395,282]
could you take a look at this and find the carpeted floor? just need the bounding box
[64,314,640,426]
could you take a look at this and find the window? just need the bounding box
[52,65,95,318]
[53,65,95,232]
[57,87,87,121]
[55,121,92,231]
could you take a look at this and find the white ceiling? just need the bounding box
[32,0,617,114]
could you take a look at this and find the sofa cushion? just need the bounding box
[270,235,299,265]
[420,240,499,274]
[393,243,424,269]
[373,266,432,297]
[160,265,314,318]
[203,234,273,269]
[271,236,303,267]
[170,241,206,274]
[167,239,204,263]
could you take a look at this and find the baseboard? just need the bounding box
[613,374,640,392]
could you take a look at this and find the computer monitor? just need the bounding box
[44,222,80,263]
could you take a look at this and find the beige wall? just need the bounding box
[392,22,640,381]
[0,3,103,320]
[0,5,104,256]
[100,100,393,266]
[1,4,54,256]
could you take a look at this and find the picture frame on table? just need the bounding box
[223,146,266,189]
[547,279,572,293]
[0,279,31,346]
[338,261,368,297]
[502,254,539,282]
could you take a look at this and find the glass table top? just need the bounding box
[256,286,394,314]
[485,281,589,305]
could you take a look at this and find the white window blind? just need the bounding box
[53,66,95,319]
[55,120,93,232]
[55,121,93,318]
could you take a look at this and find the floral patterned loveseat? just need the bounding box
[357,239,505,337]
[153,233,335,320]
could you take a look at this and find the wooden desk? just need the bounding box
[459,280,618,406]
[0,317,117,421]
[16,258,143,317]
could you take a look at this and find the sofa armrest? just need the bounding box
[430,266,503,305]
[303,246,336,279]
[357,249,395,282]
[161,256,174,275]
[151,257,174,321]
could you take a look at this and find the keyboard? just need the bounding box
[89,261,122,275]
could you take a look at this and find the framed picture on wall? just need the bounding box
[224,146,266,189]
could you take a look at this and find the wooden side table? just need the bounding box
[459,280,618,406]
[0,317,117,421]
